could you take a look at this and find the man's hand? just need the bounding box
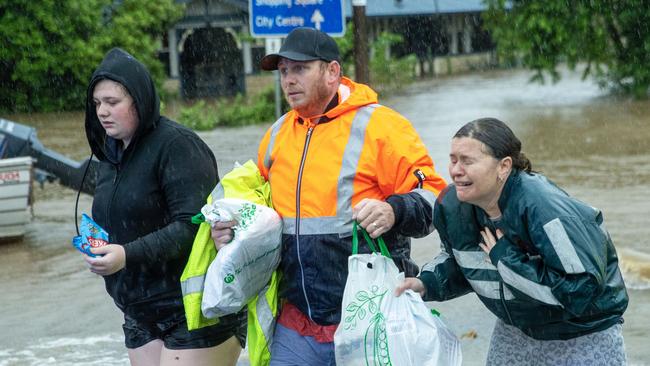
[211,220,237,250]
[85,244,125,276]
[352,198,395,238]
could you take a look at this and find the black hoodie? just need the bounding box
[85,48,218,320]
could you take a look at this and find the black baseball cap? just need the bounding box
[260,27,340,71]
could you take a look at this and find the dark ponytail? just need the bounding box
[513,152,532,174]
[454,118,533,173]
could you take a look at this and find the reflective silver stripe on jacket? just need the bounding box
[453,248,496,270]
[181,274,205,296]
[256,280,276,350]
[211,183,225,201]
[452,249,515,300]
[413,188,437,215]
[280,104,379,235]
[424,247,563,305]
[422,248,517,300]
[543,218,586,274]
[282,216,343,235]
[263,114,288,171]
[498,262,563,306]
[421,247,451,272]
[468,279,515,300]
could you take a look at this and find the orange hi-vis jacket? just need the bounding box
[256,77,447,325]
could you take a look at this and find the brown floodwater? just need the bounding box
[1,67,648,365]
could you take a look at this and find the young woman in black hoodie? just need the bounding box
[82,48,245,365]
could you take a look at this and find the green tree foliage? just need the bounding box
[177,86,289,130]
[484,0,650,97]
[369,32,417,94]
[0,0,183,112]
[334,22,355,68]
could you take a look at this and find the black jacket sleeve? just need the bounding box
[387,191,434,238]
[419,194,472,301]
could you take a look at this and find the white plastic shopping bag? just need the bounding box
[381,284,463,365]
[334,222,462,366]
[201,198,282,318]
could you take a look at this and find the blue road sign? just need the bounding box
[250,0,345,37]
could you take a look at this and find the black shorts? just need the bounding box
[122,310,247,350]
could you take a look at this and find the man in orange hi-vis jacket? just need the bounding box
[212,27,447,365]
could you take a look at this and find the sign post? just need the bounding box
[265,38,283,119]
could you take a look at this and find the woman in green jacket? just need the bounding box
[397,118,628,365]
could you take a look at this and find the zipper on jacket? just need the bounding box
[112,164,120,184]
[295,126,314,320]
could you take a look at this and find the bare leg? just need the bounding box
[159,336,242,366]
[127,339,164,366]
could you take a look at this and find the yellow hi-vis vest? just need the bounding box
[180,160,279,366]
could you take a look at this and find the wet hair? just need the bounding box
[453,117,533,173]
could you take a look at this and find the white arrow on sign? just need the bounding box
[311,9,325,30]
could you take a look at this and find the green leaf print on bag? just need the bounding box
[235,203,257,231]
[366,312,391,366]
[342,285,392,365]
[343,285,387,330]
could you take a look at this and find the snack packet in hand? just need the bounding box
[72,213,109,257]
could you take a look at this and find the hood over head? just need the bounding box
[85,48,160,162]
